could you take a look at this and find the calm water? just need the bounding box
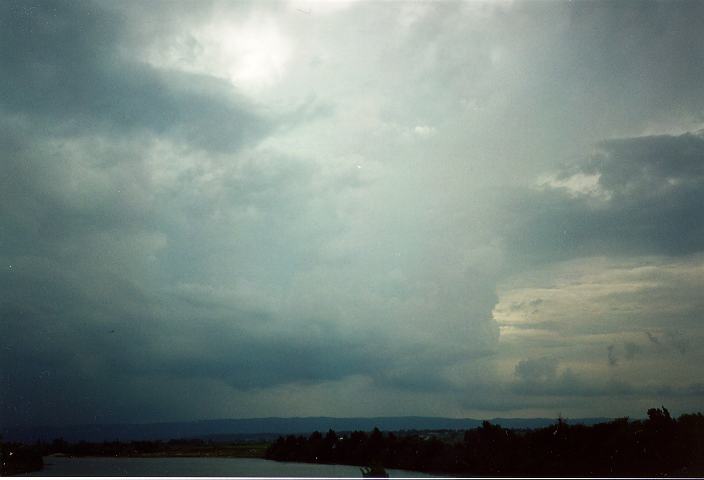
[21,456,437,477]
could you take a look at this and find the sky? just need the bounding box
[1,0,704,428]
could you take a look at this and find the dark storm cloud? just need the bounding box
[0,97,371,410]
[1,289,382,390]
[624,341,642,360]
[0,257,391,426]
[505,131,704,263]
[559,1,704,116]
[459,365,704,413]
[515,357,559,383]
[646,331,661,345]
[537,376,704,400]
[643,331,689,355]
[3,0,704,426]
[607,345,618,367]
[0,0,348,427]
[510,356,611,400]
[0,1,270,152]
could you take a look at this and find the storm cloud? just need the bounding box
[504,132,704,263]
[2,0,704,428]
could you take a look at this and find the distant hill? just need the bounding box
[2,416,610,443]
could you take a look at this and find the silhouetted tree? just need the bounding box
[265,408,704,476]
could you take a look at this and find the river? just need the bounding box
[19,456,438,477]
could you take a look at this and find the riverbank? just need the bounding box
[59,442,269,458]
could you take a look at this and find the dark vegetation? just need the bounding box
[3,407,703,476]
[1,440,43,476]
[38,437,268,458]
[266,408,704,476]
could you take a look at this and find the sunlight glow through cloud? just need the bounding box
[144,15,292,93]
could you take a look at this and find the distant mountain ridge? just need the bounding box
[3,416,611,443]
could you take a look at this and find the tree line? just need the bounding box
[265,407,704,476]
